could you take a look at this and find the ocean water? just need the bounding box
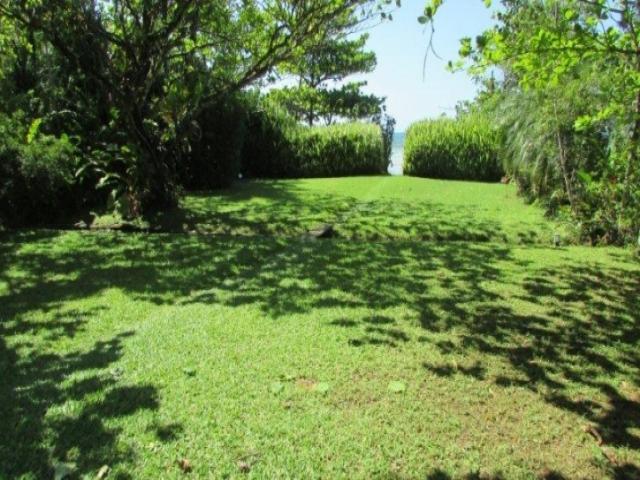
[388,131,405,176]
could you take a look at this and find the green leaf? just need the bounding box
[314,382,330,394]
[388,381,406,393]
[26,118,42,144]
[270,382,284,394]
[577,170,593,185]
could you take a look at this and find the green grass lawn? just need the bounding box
[2,177,639,479]
[99,176,565,244]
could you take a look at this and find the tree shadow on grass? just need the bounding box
[140,180,540,243]
[0,271,167,479]
[1,230,638,477]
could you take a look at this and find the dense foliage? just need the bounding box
[0,113,79,226]
[179,96,249,191]
[425,0,640,244]
[292,123,387,177]
[176,95,390,185]
[241,101,302,179]
[404,116,502,182]
[242,101,388,179]
[267,33,384,125]
[0,0,385,223]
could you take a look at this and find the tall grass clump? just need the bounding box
[291,123,386,177]
[404,116,502,181]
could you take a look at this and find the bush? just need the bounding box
[290,123,386,177]
[182,94,389,185]
[0,113,78,226]
[242,97,387,179]
[241,100,300,178]
[179,95,248,189]
[404,116,502,181]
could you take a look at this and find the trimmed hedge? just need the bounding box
[241,103,387,178]
[290,123,386,177]
[182,95,389,187]
[404,116,502,181]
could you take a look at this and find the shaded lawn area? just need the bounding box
[105,176,563,244]
[1,227,638,478]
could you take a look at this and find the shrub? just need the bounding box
[404,116,502,181]
[241,100,300,178]
[179,95,248,189]
[290,122,386,177]
[0,113,78,226]
[184,94,389,184]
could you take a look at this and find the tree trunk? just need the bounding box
[556,130,577,211]
[127,106,178,214]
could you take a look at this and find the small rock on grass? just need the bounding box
[307,224,335,239]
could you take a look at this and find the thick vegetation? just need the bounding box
[404,116,502,182]
[179,98,389,186]
[425,0,640,244]
[0,113,79,226]
[0,0,388,225]
[291,123,387,177]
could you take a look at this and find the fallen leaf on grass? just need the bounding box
[296,378,317,391]
[237,452,260,473]
[388,381,406,393]
[177,458,192,473]
[583,424,603,446]
[314,382,330,394]
[270,382,284,394]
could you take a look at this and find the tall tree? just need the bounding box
[269,33,384,125]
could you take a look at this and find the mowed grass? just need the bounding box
[1,177,639,479]
[134,176,563,243]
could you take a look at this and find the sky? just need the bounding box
[353,1,496,131]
